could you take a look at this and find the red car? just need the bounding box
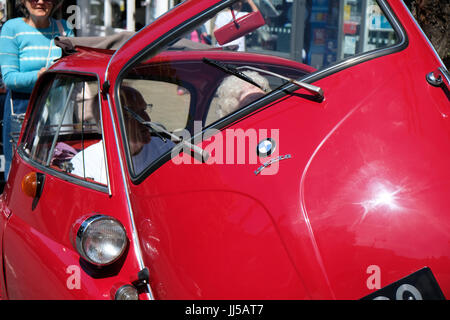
[0,0,448,300]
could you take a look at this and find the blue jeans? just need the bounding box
[3,90,30,178]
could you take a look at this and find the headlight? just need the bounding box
[74,215,128,266]
[114,285,139,300]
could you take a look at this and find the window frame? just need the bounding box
[17,71,109,193]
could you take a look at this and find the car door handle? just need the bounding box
[426,67,450,98]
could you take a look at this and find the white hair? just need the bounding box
[216,71,270,117]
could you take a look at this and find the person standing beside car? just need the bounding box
[0,0,74,178]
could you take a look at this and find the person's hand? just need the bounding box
[37,67,47,78]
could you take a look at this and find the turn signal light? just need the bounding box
[21,172,38,198]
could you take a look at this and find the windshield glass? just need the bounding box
[119,0,401,178]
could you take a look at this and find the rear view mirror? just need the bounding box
[214,10,265,46]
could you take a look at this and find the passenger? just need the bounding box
[120,86,175,174]
[0,0,74,177]
[70,86,174,184]
[216,70,270,118]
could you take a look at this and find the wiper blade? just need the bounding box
[203,58,323,100]
[123,106,209,161]
[202,58,266,91]
[124,106,167,142]
[237,65,324,100]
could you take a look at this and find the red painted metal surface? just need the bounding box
[0,0,448,299]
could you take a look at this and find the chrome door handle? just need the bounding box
[426,67,450,87]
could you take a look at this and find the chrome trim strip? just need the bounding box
[439,66,450,84]
[99,88,112,196]
[105,92,154,300]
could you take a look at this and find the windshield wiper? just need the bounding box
[124,105,167,142]
[202,58,267,91]
[204,57,323,100]
[123,106,209,161]
[237,65,324,100]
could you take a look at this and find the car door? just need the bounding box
[106,0,449,299]
[0,72,131,299]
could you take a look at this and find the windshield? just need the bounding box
[119,0,401,179]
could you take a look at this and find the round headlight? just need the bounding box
[75,215,128,266]
[115,285,139,300]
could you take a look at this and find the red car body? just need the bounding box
[0,0,449,300]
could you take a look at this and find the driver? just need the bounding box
[70,86,174,184]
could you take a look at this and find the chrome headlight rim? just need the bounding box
[75,214,128,266]
[114,284,140,300]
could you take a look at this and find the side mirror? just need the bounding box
[214,10,265,46]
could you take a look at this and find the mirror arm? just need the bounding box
[230,7,240,29]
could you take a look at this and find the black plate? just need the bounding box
[362,267,446,300]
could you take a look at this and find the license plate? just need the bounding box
[362,267,446,300]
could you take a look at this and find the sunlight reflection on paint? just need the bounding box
[356,181,404,221]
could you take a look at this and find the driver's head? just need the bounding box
[120,86,151,155]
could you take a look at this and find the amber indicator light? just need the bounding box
[22,172,38,198]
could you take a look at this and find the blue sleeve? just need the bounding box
[0,21,38,91]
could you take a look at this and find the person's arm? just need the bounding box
[0,24,39,91]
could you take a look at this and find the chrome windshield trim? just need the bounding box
[106,92,154,300]
[99,92,112,196]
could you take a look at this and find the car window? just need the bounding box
[118,0,401,179]
[20,74,106,186]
